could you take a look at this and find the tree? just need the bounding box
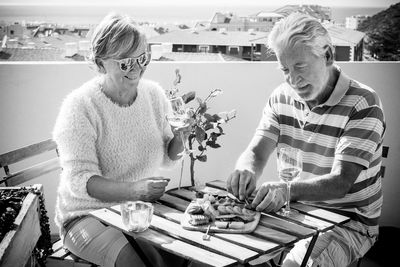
[358,3,400,61]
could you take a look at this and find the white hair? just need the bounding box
[267,12,334,58]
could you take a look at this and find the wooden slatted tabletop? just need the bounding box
[89,180,350,267]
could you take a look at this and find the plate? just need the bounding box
[181,199,261,234]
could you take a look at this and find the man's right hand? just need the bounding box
[226,169,257,201]
[134,177,170,202]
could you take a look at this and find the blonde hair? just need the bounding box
[267,13,334,58]
[88,13,144,71]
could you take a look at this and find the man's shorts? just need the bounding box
[283,225,376,267]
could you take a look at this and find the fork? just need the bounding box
[202,225,211,241]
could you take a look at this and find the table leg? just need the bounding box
[300,232,319,267]
[124,234,154,267]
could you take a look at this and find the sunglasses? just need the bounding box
[113,51,151,72]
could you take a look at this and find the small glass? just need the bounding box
[121,201,154,232]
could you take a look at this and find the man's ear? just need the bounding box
[325,46,334,66]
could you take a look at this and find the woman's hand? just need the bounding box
[133,177,170,202]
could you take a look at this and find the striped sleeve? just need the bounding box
[255,86,282,142]
[335,88,385,168]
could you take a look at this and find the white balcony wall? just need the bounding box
[0,62,399,233]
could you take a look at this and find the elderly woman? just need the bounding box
[53,13,185,267]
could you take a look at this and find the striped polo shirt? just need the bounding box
[256,67,385,237]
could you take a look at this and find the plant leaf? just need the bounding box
[198,102,207,114]
[203,113,214,121]
[206,140,221,149]
[182,91,196,104]
[195,126,206,143]
[197,155,207,162]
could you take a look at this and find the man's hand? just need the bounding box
[134,177,170,202]
[252,182,286,212]
[226,169,257,201]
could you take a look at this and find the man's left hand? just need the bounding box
[251,182,286,212]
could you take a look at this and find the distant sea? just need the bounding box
[0,4,386,26]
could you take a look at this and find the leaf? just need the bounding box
[212,114,222,122]
[196,155,207,162]
[182,91,196,104]
[203,113,214,121]
[195,126,206,143]
[198,102,207,114]
[217,126,224,135]
[210,132,221,140]
[198,145,205,151]
[206,140,221,149]
[204,122,214,131]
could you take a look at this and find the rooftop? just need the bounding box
[148,29,269,46]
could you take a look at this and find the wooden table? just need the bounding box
[89,180,350,267]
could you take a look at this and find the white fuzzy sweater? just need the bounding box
[52,77,175,230]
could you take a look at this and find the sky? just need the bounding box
[0,0,398,7]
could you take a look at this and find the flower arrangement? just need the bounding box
[166,69,236,187]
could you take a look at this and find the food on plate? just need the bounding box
[189,214,210,226]
[186,192,257,230]
[215,221,245,229]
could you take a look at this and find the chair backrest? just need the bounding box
[380,145,389,178]
[0,139,61,186]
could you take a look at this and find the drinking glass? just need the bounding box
[166,96,192,156]
[121,201,153,232]
[276,147,302,217]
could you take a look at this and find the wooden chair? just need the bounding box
[0,139,96,266]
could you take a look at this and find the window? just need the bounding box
[199,46,209,53]
[229,46,239,55]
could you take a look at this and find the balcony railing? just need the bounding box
[0,61,399,233]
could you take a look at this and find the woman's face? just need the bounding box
[102,37,149,90]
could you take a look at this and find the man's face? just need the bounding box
[277,44,330,103]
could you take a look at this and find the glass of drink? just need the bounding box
[166,96,193,156]
[276,147,302,217]
[121,201,153,232]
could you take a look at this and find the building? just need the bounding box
[209,12,283,32]
[324,24,365,61]
[273,5,332,21]
[148,23,365,62]
[148,29,270,61]
[345,15,370,30]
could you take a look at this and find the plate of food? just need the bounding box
[181,191,260,234]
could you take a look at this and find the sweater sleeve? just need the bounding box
[53,92,102,200]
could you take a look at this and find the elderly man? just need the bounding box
[227,13,385,267]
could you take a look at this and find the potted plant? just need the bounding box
[166,69,236,187]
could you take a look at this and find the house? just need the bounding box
[324,24,365,61]
[209,11,283,32]
[148,29,269,61]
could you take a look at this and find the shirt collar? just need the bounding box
[324,66,350,106]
